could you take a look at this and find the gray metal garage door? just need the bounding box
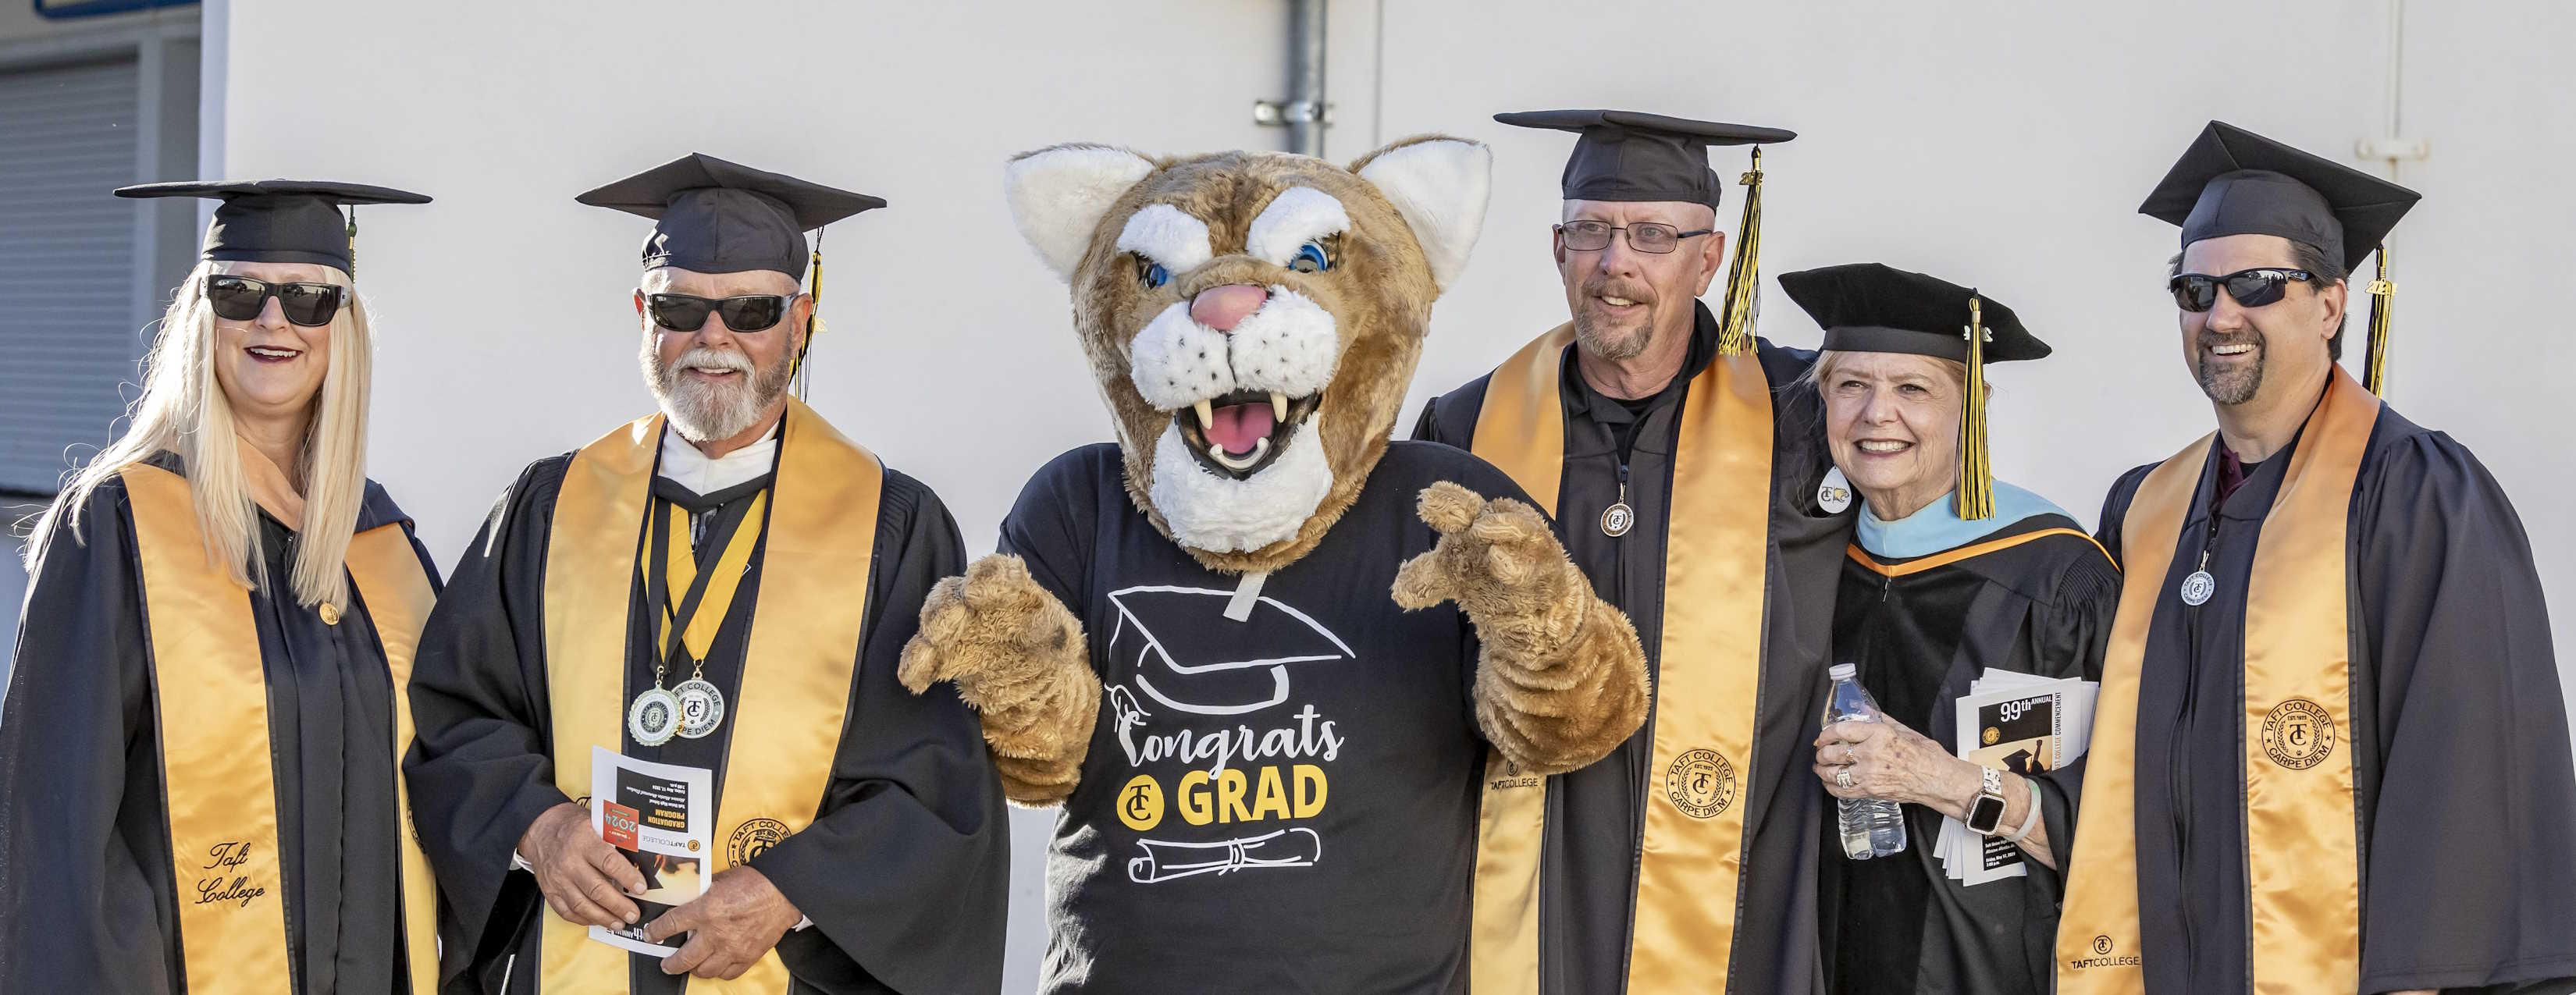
[0,56,141,496]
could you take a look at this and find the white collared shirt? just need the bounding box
[658,417,782,495]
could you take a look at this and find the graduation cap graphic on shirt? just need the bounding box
[1105,585,1357,716]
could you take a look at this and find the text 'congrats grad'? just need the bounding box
[2053,122,2576,995]
[1414,110,1849,995]
[401,155,1009,993]
[895,135,1653,993]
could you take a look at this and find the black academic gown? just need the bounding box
[402,442,1009,995]
[0,454,429,994]
[2096,396,2576,995]
[1413,304,1852,995]
[1819,510,2118,995]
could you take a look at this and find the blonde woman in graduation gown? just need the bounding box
[0,180,441,994]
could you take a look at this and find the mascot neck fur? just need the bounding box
[1006,137,1492,574]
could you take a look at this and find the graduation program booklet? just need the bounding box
[1936,670,2097,886]
[586,745,713,956]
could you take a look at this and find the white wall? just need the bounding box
[208,2,2574,990]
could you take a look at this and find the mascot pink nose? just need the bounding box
[1189,284,1269,332]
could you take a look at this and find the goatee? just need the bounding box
[644,340,795,442]
[2194,332,2265,406]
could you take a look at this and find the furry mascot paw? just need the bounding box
[1393,481,1649,776]
[899,553,1100,805]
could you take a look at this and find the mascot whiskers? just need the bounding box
[900,135,1649,992]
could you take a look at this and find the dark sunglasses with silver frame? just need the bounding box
[2167,267,2316,313]
[643,293,795,333]
[203,275,348,327]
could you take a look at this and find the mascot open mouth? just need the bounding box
[1176,389,1325,478]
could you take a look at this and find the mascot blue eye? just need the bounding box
[1289,242,1332,274]
[1137,257,1171,290]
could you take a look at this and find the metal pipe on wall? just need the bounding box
[1287,0,1325,155]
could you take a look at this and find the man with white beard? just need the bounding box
[405,154,1009,994]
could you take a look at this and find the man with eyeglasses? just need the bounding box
[404,154,1009,993]
[1414,109,1852,995]
[2052,121,2575,995]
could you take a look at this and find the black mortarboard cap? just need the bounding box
[1778,263,2049,363]
[113,179,431,273]
[1495,108,1794,209]
[1781,262,2041,521]
[2139,121,2420,272]
[575,153,883,281]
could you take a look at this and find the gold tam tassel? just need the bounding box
[344,208,358,277]
[2363,242,2393,396]
[1713,146,1767,357]
[792,239,824,397]
[1955,295,1994,521]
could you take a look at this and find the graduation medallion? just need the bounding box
[1602,471,1635,537]
[628,686,682,747]
[2179,569,2217,606]
[1600,501,1635,537]
[673,677,727,740]
[1816,467,1854,514]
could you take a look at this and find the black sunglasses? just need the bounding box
[645,293,793,333]
[1554,219,1715,254]
[2168,268,2315,313]
[204,275,347,326]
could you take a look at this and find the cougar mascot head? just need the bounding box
[902,135,1645,816]
[1002,136,1490,572]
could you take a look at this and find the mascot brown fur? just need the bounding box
[896,135,1649,989]
[901,136,1647,797]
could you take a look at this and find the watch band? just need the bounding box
[2002,778,2044,844]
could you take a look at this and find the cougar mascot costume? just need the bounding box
[898,137,1653,992]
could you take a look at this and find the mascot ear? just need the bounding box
[1005,144,1158,282]
[1353,137,1492,292]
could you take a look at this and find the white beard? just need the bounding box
[646,343,785,443]
[1147,414,1334,554]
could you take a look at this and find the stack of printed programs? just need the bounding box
[1935,669,2097,885]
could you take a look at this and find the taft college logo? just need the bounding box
[2261,698,2337,770]
[728,818,789,868]
[1664,748,1735,819]
[2067,933,2144,972]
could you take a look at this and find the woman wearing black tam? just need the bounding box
[1,179,443,993]
[1786,264,2116,995]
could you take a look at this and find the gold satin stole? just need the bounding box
[2055,368,2379,993]
[535,397,881,993]
[122,463,440,994]
[1464,325,1775,995]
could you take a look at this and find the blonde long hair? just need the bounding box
[23,259,375,612]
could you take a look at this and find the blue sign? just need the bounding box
[35,0,197,20]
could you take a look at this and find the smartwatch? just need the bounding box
[1966,766,2009,836]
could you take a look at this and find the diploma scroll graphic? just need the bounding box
[1127,827,1324,883]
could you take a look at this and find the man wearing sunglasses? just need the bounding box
[405,154,1009,993]
[2054,121,2576,995]
[1414,109,1850,995]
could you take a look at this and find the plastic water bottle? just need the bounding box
[1824,663,1909,859]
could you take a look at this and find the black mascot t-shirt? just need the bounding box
[1004,441,1530,995]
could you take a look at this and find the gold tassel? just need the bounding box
[1713,146,1766,357]
[1956,295,1994,521]
[343,208,357,277]
[2363,242,2393,396]
[792,243,823,397]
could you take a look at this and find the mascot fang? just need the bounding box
[900,136,1650,992]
